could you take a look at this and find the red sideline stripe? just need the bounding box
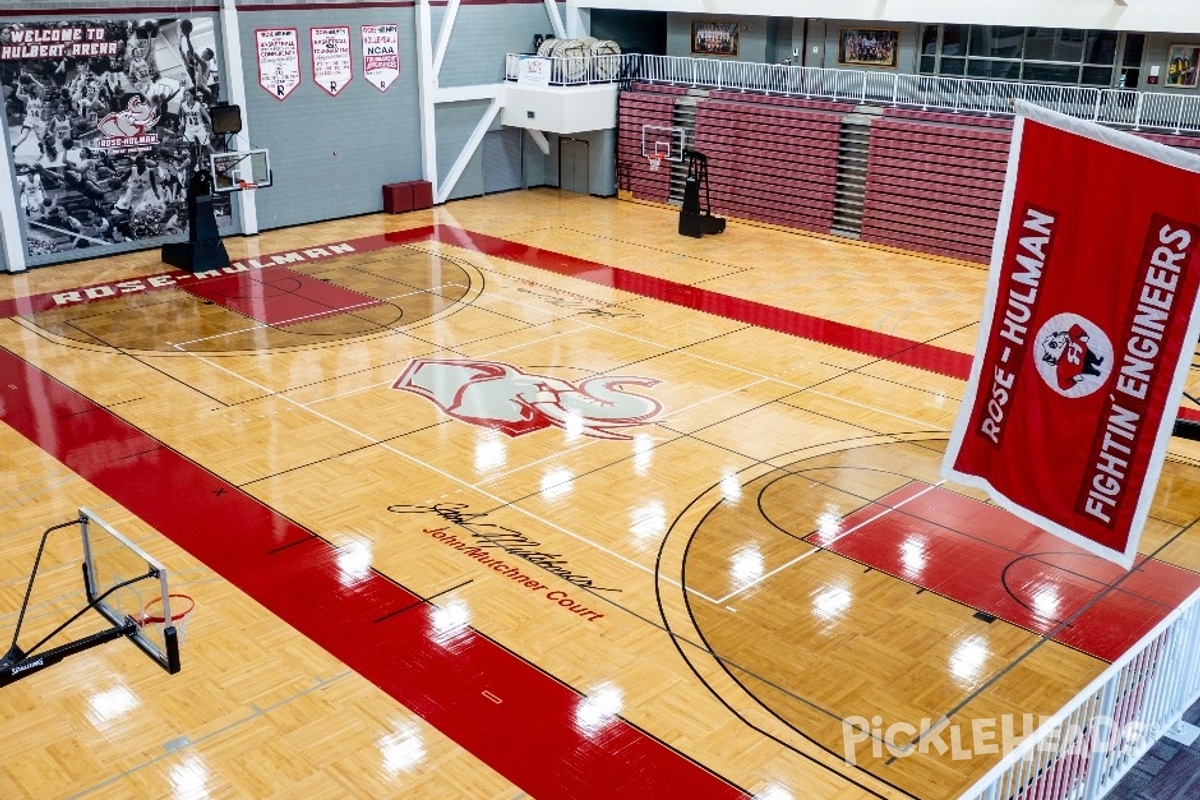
[0,347,749,800]
[1,224,1191,418]
[436,226,974,377]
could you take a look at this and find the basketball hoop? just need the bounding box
[647,153,664,172]
[137,593,196,642]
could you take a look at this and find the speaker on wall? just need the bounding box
[210,104,242,135]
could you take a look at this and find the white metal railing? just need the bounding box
[959,586,1200,800]
[631,53,1200,135]
[504,52,639,86]
[502,50,1200,133]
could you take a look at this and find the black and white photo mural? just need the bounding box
[2,17,231,257]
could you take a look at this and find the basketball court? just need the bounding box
[2,189,1199,799]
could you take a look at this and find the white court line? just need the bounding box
[166,343,718,602]
[805,388,949,431]
[715,479,946,605]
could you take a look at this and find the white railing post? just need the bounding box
[1081,678,1119,799]
[1134,91,1145,130]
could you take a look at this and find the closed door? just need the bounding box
[559,138,589,194]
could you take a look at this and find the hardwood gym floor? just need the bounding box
[1,189,1199,799]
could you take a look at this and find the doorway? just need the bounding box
[558,138,590,194]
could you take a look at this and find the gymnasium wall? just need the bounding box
[237,6,422,232]
[241,1,553,229]
[0,0,556,269]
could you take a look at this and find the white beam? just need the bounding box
[527,129,551,155]
[0,103,25,272]
[432,0,460,79]
[545,0,567,39]
[416,0,439,194]
[433,84,503,103]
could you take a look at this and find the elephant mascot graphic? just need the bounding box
[393,358,663,440]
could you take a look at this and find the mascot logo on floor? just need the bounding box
[394,358,663,440]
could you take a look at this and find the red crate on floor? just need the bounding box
[411,180,433,210]
[382,182,414,214]
[382,180,434,213]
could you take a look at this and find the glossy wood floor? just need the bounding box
[2,189,1200,800]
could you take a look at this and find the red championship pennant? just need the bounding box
[943,100,1200,568]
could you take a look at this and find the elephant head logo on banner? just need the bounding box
[393,358,663,440]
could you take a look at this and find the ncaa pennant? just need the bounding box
[943,100,1200,569]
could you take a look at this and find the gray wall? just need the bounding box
[436,3,554,87]
[239,8,422,232]
[667,15,771,64]
[592,9,667,56]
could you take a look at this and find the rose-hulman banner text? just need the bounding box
[943,100,1200,568]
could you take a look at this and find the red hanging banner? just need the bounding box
[943,101,1200,568]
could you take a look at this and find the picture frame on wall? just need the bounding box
[691,21,739,57]
[837,28,899,68]
[1166,44,1200,88]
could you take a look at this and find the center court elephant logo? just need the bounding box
[393,358,663,440]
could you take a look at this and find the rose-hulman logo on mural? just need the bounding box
[1034,312,1113,398]
[96,95,160,151]
[394,358,663,440]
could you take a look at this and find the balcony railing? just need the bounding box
[504,51,1200,136]
[504,52,641,87]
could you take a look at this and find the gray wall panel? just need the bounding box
[239,10,422,231]
[436,4,554,88]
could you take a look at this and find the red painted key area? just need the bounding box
[806,483,1200,662]
[178,266,382,326]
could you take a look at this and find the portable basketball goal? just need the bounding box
[0,509,191,686]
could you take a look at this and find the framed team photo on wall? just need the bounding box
[838,28,899,68]
[1166,44,1200,88]
[691,21,739,56]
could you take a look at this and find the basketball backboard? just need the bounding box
[210,148,272,193]
[80,508,181,674]
[641,125,687,163]
[0,509,183,685]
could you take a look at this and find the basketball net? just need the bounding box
[137,592,196,642]
[647,153,664,172]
